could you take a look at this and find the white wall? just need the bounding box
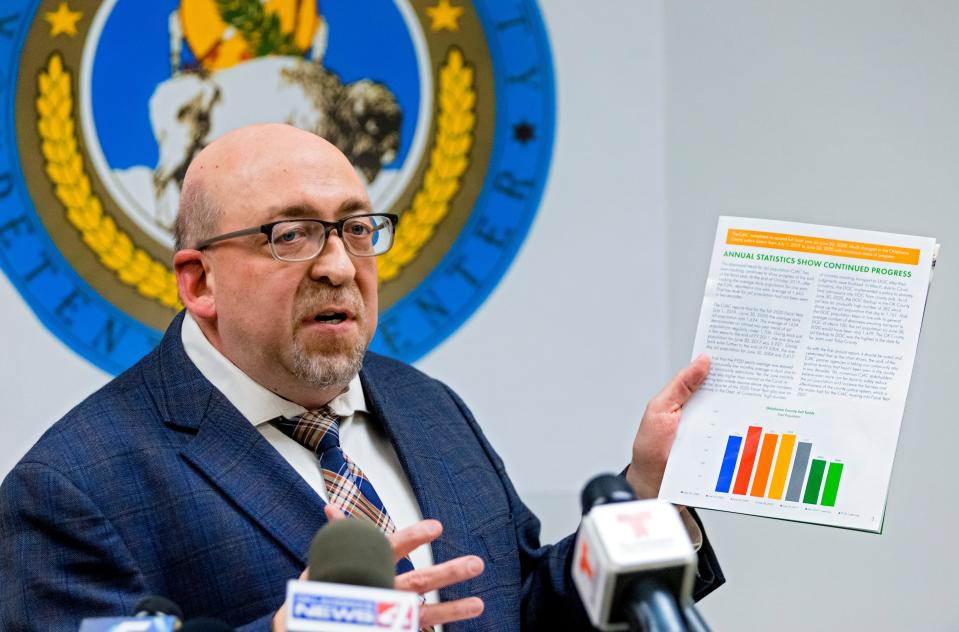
[421,0,672,543]
[0,276,108,476]
[665,1,959,630]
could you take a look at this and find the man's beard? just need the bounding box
[289,284,368,389]
[289,335,366,389]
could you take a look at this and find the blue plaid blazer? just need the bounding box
[0,312,722,630]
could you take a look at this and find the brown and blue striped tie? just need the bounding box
[271,406,415,575]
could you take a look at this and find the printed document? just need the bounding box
[659,217,937,532]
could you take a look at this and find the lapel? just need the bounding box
[143,319,476,597]
[146,313,328,565]
[360,355,477,602]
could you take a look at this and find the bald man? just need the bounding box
[0,125,723,630]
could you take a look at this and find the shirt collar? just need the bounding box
[180,312,368,426]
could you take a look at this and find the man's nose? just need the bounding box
[308,232,356,286]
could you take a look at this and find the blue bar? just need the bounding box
[715,435,743,493]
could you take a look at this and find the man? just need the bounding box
[0,124,722,630]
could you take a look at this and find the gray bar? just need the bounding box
[785,442,813,502]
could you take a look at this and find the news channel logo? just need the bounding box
[291,592,416,631]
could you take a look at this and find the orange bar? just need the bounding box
[732,426,763,495]
[768,434,797,500]
[749,433,779,497]
[726,229,919,265]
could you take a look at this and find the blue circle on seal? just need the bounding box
[0,0,555,374]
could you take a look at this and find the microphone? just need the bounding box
[78,595,182,632]
[308,517,394,587]
[133,596,184,620]
[285,517,421,631]
[571,474,711,632]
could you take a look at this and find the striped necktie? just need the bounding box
[271,406,415,575]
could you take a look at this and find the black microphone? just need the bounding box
[133,595,184,620]
[582,474,636,510]
[284,517,421,631]
[79,595,183,631]
[571,474,711,632]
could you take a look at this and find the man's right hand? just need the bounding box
[272,505,485,631]
[384,513,486,626]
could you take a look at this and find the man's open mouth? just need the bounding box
[313,311,349,325]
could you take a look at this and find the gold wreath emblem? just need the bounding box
[35,48,475,308]
[377,48,476,282]
[37,54,182,309]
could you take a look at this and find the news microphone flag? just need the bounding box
[572,498,697,631]
[285,579,420,632]
[286,518,421,631]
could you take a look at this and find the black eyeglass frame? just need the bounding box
[193,213,400,260]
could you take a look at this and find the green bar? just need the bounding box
[820,462,844,507]
[803,459,827,504]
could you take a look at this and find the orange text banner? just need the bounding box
[726,229,920,265]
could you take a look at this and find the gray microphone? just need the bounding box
[284,517,421,631]
[308,518,395,588]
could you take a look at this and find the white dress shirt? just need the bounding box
[180,313,439,607]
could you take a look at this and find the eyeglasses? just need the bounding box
[194,213,399,261]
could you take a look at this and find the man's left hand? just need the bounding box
[272,506,484,631]
[626,354,710,499]
[325,505,485,628]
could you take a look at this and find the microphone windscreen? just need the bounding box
[308,517,395,588]
[133,595,184,619]
[581,473,636,515]
[179,618,234,631]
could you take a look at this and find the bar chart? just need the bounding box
[715,425,845,507]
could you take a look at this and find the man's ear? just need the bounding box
[173,249,216,320]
